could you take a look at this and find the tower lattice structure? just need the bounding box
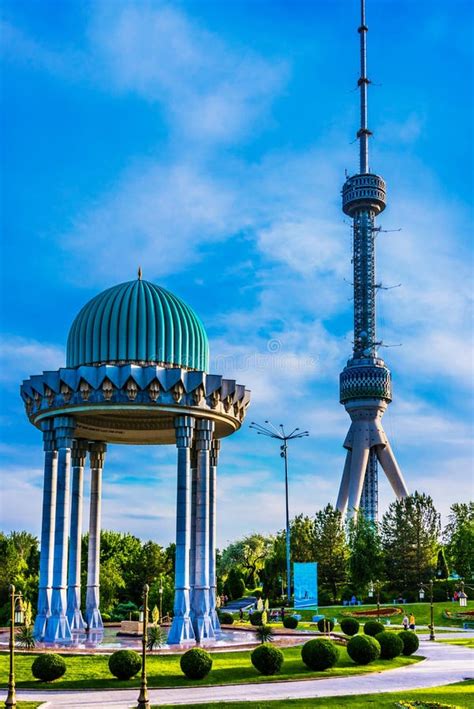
[336,0,408,521]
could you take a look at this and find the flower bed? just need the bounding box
[341,607,401,618]
[443,609,474,619]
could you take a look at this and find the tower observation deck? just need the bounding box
[335,0,408,521]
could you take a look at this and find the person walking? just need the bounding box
[409,612,415,630]
[402,613,409,631]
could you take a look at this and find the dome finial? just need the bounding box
[138,266,142,280]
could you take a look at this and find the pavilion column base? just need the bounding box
[67,586,86,631]
[192,588,215,642]
[85,586,103,630]
[44,589,72,643]
[34,587,51,639]
[168,588,195,644]
[209,586,220,632]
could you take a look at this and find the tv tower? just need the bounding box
[335,0,409,521]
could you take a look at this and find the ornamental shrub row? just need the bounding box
[29,629,419,685]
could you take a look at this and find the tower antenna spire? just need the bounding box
[358,0,371,173]
[336,0,408,523]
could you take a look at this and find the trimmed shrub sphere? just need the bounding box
[218,611,234,625]
[283,615,298,629]
[250,611,263,626]
[180,648,213,680]
[398,630,420,656]
[251,643,284,675]
[364,620,385,637]
[317,617,335,632]
[347,634,381,665]
[108,650,141,680]
[340,617,360,636]
[301,638,339,671]
[375,631,404,659]
[31,653,66,682]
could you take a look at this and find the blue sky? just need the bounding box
[1,0,473,546]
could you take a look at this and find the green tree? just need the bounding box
[435,547,449,580]
[313,504,348,601]
[381,492,440,588]
[444,503,474,580]
[219,534,274,587]
[347,510,383,593]
[290,514,316,562]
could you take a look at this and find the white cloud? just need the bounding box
[88,2,287,144]
[0,336,64,385]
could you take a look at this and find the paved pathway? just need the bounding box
[15,639,474,709]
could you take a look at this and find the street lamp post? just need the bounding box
[376,579,381,622]
[457,580,474,608]
[159,576,163,622]
[137,584,150,709]
[419,579,435,641]
[368,580,381,620]
[5,584,25,709]
[249,421,309,603]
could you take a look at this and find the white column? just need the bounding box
[34,419,58,640]
[191,419,215,641]
[66,439,88,631]
[189,444,197,597]
[85,442,106,631]
[209,438,220,633]
[168,416,196,644]
[45,416,75,642]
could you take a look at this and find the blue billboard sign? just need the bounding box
[293,562,318,609]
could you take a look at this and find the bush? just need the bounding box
[218,611,234,625]
[364,620,385,637]
[375,631,403,659]
[317,617,335,633]
[16,625,36,649]
[251,643,284,675]
[147,625,168,650]
[31,653,66,682]
[283,615,298,629]
[108,650,141,680]
[113,601,138,620]
[250,610,263,626]
[180,648,213,680]
[340,617,360,636]
[101,612,111,622]
[398,630,419,656]
[301,639,339,670]
[347,635,381,665]
[255,624,274,643]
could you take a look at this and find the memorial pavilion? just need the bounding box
[20,272,250,644]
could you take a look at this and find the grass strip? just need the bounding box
[0,646,419,690]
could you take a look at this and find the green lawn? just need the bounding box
[165,679,474,709]
[437,637,474,649]
[0,647,420,691]
[259,600,474,629]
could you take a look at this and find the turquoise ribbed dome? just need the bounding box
[66,278,209,371]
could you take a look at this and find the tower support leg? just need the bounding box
[376,441,408,499]
[347,428,370,518]
[336,447,352,518]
